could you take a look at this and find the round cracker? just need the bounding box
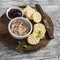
[26,9,35,20]
[33,30,45,39]
[23,6,32,14]
[34,23,46,34]
[33,12,42,23]
[23,6,35,16]
[27,34,40,45]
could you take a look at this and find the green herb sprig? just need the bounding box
[23,45,28,49]
[16,41,21,49]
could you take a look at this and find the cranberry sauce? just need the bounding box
[8,9,22,19]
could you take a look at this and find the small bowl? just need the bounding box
[6,6,23,20]
[8,17,32,39]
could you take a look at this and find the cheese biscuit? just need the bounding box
[34,23,46,34]
[33,30,45,39]
[27,34,40,45]
[23,6,34,15]
[33,12,42,23]
[26,9,35,20]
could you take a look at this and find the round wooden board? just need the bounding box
[0,7,54,53]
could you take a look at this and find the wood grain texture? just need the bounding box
[0,0,60,60]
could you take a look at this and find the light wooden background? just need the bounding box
[0,0,60,60]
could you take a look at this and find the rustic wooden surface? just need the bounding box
[0,0,60,60]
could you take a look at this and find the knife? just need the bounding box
[35,4,54,39]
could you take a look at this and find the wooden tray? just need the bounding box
[0,6,54,53]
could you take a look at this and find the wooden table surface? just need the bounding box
[0,0,60,60]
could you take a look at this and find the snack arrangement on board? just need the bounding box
[23,6,46,45]
[0,4,54,53]
[7,6,46,45]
